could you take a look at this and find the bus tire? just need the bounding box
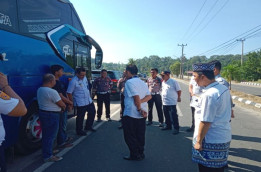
[15,102,42,155]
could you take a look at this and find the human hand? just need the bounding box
[194,141,202,151]
[0,72,9,89]
[141,110,147,118]
[231,109,235,118]
[177,97,181,102]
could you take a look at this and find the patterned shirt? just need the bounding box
[147,76,162,93]
[93,76,112,93]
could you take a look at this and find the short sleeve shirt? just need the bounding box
[37,87,61,111]
[93,76,112,93]
[53,80,67,97]
[147,76,162,93]
[193,82,232,144]
[161,78,181,105]
[189,76,203,107]
[67,76,92,106]
[0,92,19,145]
[123,77,150,119]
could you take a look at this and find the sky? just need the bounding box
[70,0,261,63]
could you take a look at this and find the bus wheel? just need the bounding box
[15,103,42,155]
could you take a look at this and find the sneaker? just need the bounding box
[44,155,63,162]
[158,123,164,127]
[106,118,112,121]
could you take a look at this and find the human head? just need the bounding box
[192,63,215,87]
[160,71,170,81]
[75,67,86,80]
[50,65,64,78]
[150,68,158,78]
[101,69,107,78]
[125,65,138,79]
[42,73,56,87]
[209,60,221,76]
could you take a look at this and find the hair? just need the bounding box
[151,68,158,73]
[101,69,107,73]
[43,73,55,84]
[50,65,64,75]
[126,65,138,75]
[75,67,86,74]
[210,60,222,71]
[197,71,215,80]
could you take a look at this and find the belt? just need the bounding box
[97,91,108,94]
[39,110,61,114]
[151,92,160,95]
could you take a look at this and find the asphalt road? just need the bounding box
[8,81,261,172]
[230,83,261,97]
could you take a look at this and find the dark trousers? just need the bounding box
[0,145,6,172]
[122,116,146,158]
[120,93,125,117]
[163,105,179,130]
[148,94,164,123]
[198,164,225,172]
[76,102,96,132]
[190,107,195,129]
[97,93,110,119]
[57,109,68,146]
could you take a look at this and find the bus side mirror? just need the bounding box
[95,51,103,69]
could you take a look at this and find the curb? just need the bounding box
[232,96,261,109]
[241,82,261,87]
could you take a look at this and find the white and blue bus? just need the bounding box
[0,0,103,154]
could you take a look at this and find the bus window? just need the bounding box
[0,0,18,32]
[17,0,73,37]
[59,38,75,68]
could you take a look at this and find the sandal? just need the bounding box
[58,142,73,148]
[65,137,73,143]
[44,155,63,162]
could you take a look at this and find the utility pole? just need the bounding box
[178,44,187,79]
[236,38,245,66]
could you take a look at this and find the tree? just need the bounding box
[170,62,180,77]
[128,58,136,65]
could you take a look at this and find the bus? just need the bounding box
[0,0,103,154]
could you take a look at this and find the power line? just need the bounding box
[181,0,208,41]
[186,0,219,42]
[197,24,261,56]
[188,0,229,43]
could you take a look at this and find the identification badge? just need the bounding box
[0,91,11,100]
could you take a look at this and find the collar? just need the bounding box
[202,81,219,93]
[215,74,221,79]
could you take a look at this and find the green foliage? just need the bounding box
[170,61,180,77]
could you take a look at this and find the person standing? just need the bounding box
[210,60,235,119]
[117,71,127,129]
[191,63,232,172]
[187,76,203,132]
[67,68,96,136]
[37,74,66,162]
[92,69,113,121]
[122,65,151,161]
[0,72,27,171]
[146,68,164,127]
[50,65,73,148]
[160,71,181,135]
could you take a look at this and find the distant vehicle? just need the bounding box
[138,73,147,82]
[91,70,121,100]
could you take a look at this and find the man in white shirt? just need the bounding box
[67,68,96,136]
[160,71,181,135]
[187,76,203,132]
[122,65,151,161]
[191,63,231,172]
[0,72,27,171]
[37,74,66,162]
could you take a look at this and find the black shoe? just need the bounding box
[123,155,143,161]
[158,123,164,127]
[96,118,102,122]
[172,129,179,135]
[85,128,96,132]
[186,127,194,132]
[161,126,171,130]
[118,124,123,129]
[146,121,153,126]
[106,118,112,121]
[77,130,87,136]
